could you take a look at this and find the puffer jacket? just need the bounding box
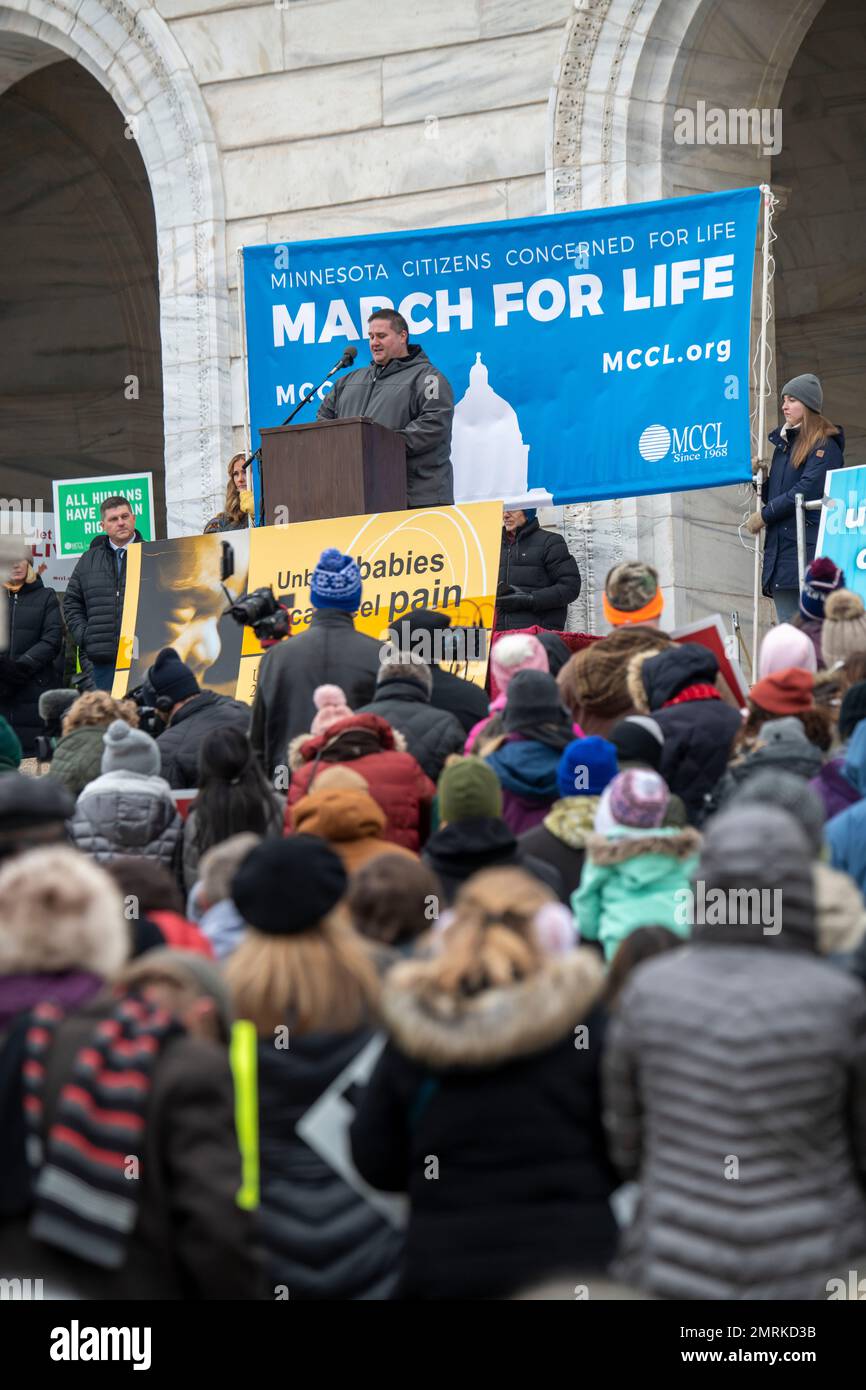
[0,574,64,755]
[156,689,251,790]
[354,678,465,782]
[603,807,866,1300]
[286,714,435,852]
[257,1028,403,1300]
[63,532,143,666]
[47,725,107,798]
[251,609,383,777]
[761,425,844,594]
[572,827,701,962]
[710,717,823,817]
[69,769,182,872]
[628,644,742,825]
[495,518,582,632]
[317,344,453,506]
[350,949,618,1300]
[290,786,417,875]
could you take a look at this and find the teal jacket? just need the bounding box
[571,826,702,962]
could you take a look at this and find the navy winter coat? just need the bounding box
[761,426,844,594]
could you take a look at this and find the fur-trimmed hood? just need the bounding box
[627,643,719,712]
[543,795,600,849]
[288,713,408,771]
[381,949,604,1069]
[585,826,702,865]
[0,846,128,978]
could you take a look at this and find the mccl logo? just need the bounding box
[638,422,728,462]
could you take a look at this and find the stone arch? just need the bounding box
[0,1,231,535]
[549,0,829,638]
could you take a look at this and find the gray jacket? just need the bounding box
[69,769,182,873]
[603,806,866,1300]
[317,345,453,506]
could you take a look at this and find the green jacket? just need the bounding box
[48,725,106,798]
[571,826,701,962]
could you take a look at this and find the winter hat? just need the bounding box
[800,556,844,621]
[733,769,825,858]
[536,631,571,678]
[758,623,818,679]
[744,717,823,783]
[750,667,814,715]
[231,834,347,935]
[438,757,503,822]
[0,773,73,835]
[609,715,664,771]
[556,736,618,799]
[821,590,866,669]
[695,805,816,951]
[606,768,669,828]
[310,684,352,736]
[149,647,199,704]
[781,373,823,414]
[0,846,127,978]
[603,562,663,627]
[504,670,566,732]
[632,643,719,712]
[490,632,548,695]
[521,508,537,522]
[100,718,161,777]
[314,765,369,792]
[839,680,866,742]
[0,716,22,771]
[310,548,362,611]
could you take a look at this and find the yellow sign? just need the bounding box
[114,502,502,703]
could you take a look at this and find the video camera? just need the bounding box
[219,540,292,644]
[126,675,174,739]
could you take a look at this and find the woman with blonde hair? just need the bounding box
[226,834,401,1299]
[350,866,618,1300]
[47,690,140,798]
[746,375,844,623]
[203,453,253,534]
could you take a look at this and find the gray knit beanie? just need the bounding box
[732,769,825,858]
[101,718,161,777]
[781,373,823,413]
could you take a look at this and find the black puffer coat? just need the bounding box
[495,518,581,632]
[257,1029,402,1300]
[0,575,63,754]
[63,532,143,666]
[629,644,742,825]
[422,816,563,904]
[155,690,251,789]
[351,950,618,1300]
[317,345,453,506]
[355,677,465,783]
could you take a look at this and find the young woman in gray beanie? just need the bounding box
[746,373,844,623]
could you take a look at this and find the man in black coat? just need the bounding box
[495,508,581,632]
[250,548,382,779]
[317,309,453,506]
[0,562,63,755]
[63,496,144,691]
[386,608,488,736]
[146,648,250,789]
[354,656,465,783]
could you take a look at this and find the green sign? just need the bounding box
[52,473,155,558]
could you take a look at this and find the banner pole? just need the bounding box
[752,185,774,680]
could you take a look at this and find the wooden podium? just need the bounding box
[258,417,407,524]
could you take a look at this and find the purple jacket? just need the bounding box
[810,756,860,822]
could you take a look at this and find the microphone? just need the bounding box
[338,346,358,369]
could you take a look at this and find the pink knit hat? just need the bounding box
[758,623,818,679]
[310,684,352,736]
[490,633,548,700]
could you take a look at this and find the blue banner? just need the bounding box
[817,464,866,602]
[242,186,760,507]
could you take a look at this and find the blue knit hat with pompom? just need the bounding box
[309,548,362,611]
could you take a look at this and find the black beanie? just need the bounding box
[504,669,565,731]
[231,835,347,935]
[609,715,665,771]
[840,681,866,742]
[149,647,199,704]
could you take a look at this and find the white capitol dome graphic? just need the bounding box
[451,353,553,507]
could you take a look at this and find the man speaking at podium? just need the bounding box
[317,309,454,506]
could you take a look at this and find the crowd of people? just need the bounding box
[1,523,866,1302]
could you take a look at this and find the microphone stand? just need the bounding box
[243,352,357,526]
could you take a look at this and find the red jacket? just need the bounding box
[285,713,435,852]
